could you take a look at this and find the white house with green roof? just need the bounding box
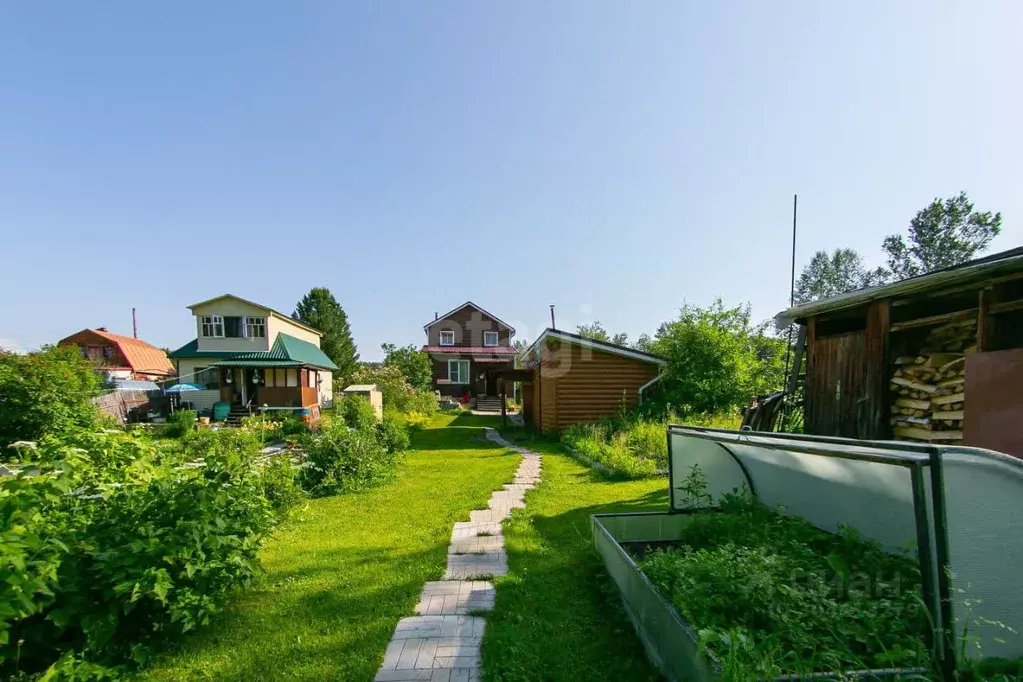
[168,294,336,416]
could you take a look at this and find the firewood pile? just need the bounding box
[889,320,973,444]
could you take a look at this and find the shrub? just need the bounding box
[1,430,276,675]
[349,365,437,415]
[377,414,410,454]
[338,393,377,431]
[0,346,101,452]
[163,410,197,439]
[182,428,261,463]
[403,411,430,430]
[300,420,395,496]
[258,456,306,515]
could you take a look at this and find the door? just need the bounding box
[805,331,870,438]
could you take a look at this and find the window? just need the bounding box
[286,369,298,387]
[483,331,499,347]
[201,315,224,337]
[193,367,220,389]
[102,346,113,360]
[224,316,243,338]
[448,359,470,384]
[86,345,103,360]
[308,370,317,388]
[439,330,455,346]
[245,316,266,338]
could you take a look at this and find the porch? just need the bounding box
[430,355,515,399]
[214,364,322,410]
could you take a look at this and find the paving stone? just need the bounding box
[376,617,484,680]
[468,508,509,524]
[451,521,502,540]
[448,535,504,555]
[415,581,495,615]
[443,553,508,579]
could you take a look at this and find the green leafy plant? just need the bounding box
[377,414,410,454]
[0,346,101,452]
[300,419,395,496]
[337,393,377,431]
[162,410,197,439]
[258,456,306,515]
[637,497,928,678]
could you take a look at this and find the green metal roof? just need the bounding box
[212,359,302,367]
[168,334,338,370]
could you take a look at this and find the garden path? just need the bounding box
[374,429,541,681]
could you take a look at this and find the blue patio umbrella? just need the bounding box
[166,383,204,393]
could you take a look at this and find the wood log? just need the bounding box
[894,398,931,410]
[895,356,923,365]
[932,392,964,406]
[933,410,964,421]
[938,357,966,374]
[938,377,965,388]
[891,377,937,394]
[895,426,941,441]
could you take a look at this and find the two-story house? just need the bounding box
[58,327,174,382]
[167,294,336,418]
[422,301,517,402]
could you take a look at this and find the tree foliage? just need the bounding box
[0,346,101,450]
[646,300,785,416]
[292,287,359,382]
[576,321,628,346]
[883,191,1002,280]
[794,249,887,304]
[380,343,432,391]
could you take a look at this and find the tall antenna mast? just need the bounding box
[132,307,139,339]
[781,194,799,430]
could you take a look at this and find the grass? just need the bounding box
[480,430,667,681]
[141,413,520,681]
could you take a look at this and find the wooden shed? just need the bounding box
[775,246,1023,457]
[520,329,666,432]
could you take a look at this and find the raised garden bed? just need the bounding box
[592,507,930,681]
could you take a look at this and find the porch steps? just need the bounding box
[474,398,503,412]
[225,409,251,426]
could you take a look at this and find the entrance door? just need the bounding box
[805,331,869,438]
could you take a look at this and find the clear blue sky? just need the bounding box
[2,2,1020,360]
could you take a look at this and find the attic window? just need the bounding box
[439,330,455,346]
[484,331,499,347]
[245,317,266,338]
[201,315,224,338]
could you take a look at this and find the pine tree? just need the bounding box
[293,287,359,382]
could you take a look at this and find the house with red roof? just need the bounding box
[423,302,517,406]
[58,328,175,382]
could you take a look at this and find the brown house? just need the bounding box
[520,329,666,432]
[774,246,1023,457]
[58,328,175,381]
[422,302,518,401]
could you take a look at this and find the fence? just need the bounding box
[91,390,164,423]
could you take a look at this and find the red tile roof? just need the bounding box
[422,346,518,354]
[90,329,175,376]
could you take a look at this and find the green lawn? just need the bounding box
[481,431,667,681]
[142,414,520,681]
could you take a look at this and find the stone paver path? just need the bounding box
[375,429,541,682]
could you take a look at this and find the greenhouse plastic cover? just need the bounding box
[668,427,1023,661]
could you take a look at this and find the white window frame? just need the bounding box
[447,359,470,384]
[244,316,266,338]
[439,330,455,346]
[483,331,499,347]
[201,315,224,338]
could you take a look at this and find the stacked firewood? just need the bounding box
[889,321,972,444]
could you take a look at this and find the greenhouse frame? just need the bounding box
[592,425,1023,681]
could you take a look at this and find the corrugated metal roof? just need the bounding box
[521,329,667,365]
[86,329,175,375]
[179,333,338,370]
[343,384,379,392]
[213,359,301,367]
[473,357,513,363]
[774,245,1023,329]
[422,346,518,354]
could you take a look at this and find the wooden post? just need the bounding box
[501,382,507,429]
[977,288,988,352]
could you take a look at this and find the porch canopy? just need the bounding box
[207,333,337,371]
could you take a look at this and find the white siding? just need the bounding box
[317,371,333,407]
[191,299,271,353]
[268,314,322,346]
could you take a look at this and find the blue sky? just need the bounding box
[2,2,1020,360]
